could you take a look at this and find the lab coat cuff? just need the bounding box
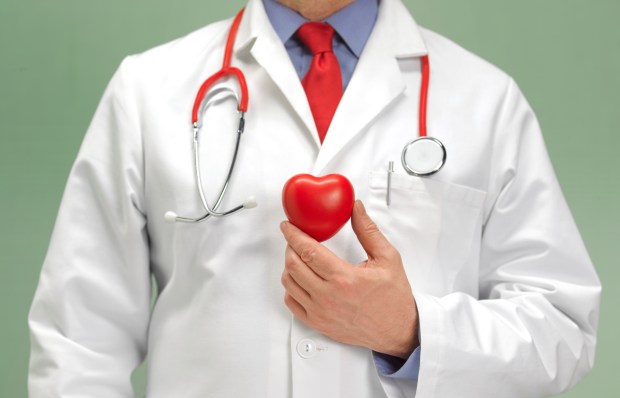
[372,346,421,380]
[411,292,449,396]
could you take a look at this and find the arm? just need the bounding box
[412,79,600,397]
[28,57,151,397]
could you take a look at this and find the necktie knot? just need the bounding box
[296,22,335,55]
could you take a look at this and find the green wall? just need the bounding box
[1,0,618,396]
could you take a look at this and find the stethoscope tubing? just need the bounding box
[170,9,251,223]
[192,9,249,123]
[418,54,429,137]
[193,99,245,218]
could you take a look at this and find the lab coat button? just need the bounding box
[296,339,317,358]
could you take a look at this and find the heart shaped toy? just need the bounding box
[282,174,355,242]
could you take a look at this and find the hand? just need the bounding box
[280,200,419,359]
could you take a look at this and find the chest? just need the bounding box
[139,54,497,298]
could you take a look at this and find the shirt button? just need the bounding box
[296,338,317,358]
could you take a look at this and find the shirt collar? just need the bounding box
[262,0,378,58]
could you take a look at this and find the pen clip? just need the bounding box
[387,161,394,207]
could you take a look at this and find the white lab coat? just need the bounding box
[28,0,601,397]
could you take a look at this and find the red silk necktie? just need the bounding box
[296,22,343,143]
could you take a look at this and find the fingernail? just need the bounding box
[355,200,367,216]
[280,221,288,232]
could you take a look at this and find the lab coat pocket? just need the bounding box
[367,172,486,296]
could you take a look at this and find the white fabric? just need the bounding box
[28,0,601,396]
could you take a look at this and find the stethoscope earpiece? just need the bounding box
[164,211,179,224]
[243,196,258,209]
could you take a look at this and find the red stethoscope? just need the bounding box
[165,9,446,223]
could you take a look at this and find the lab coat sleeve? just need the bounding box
[410,79,601,398]
[28,57,151,397]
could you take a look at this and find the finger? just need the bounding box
[285,245,325,295]
[284,293,308,322]
[281,269,313,309]
[280,221,343,280]
[351,200,393,260]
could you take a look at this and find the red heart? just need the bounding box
[282,174,355,242]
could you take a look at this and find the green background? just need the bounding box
[1,0,618,396]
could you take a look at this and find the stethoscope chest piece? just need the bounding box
[401,136,446,176]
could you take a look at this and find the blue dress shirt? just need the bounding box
[262,0,422,381]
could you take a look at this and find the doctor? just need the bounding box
[28,0,601,397]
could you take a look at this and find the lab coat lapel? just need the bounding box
[235,0,321,148]
[312,0,428,174]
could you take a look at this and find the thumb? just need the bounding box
[351,200,393,260]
